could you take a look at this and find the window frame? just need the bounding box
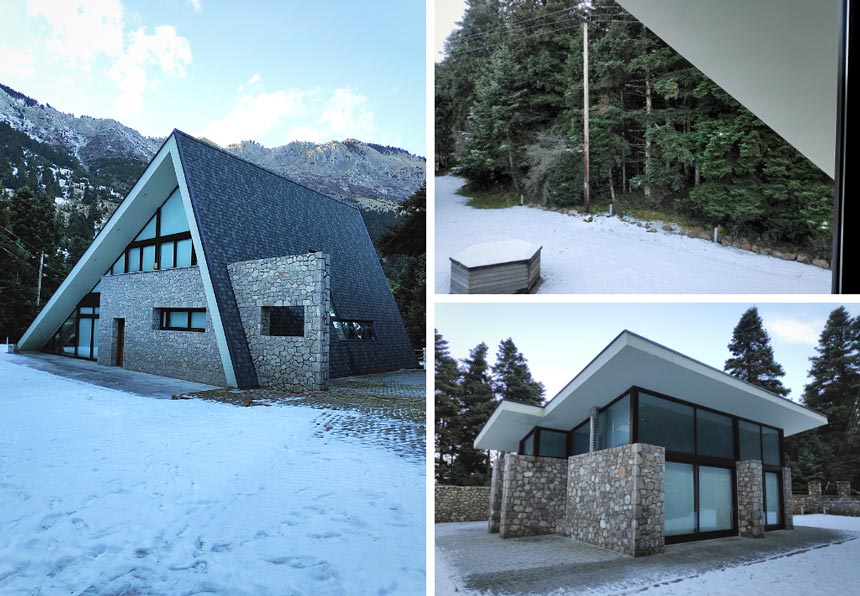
[158,308,207,332]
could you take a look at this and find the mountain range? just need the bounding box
[0,83,425,211]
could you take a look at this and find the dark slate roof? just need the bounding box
[172,130,416,387]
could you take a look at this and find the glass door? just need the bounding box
[764,471,782,529]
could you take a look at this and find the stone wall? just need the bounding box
[792,481,860,516]
[489,452,505,533]
[499,454,568,539]
[736,460,764,538]
[227,254,330,391]
[436,486,492,523]
[565,443,665,557]
[98,267,227,386]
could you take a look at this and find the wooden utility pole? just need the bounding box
[582,20,590,213]
[36,251,44,307]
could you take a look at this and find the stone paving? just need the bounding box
[174,369,426,463]
[437,521,860,594]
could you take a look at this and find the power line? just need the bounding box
[452,5,577,44]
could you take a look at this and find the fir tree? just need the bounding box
[452,342,497,485]
[435,330,462,484]
[492,337,545,405]
[725,306,789,396]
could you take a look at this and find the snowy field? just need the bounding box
[435,176,831,294]
[436,515,860,595]
[0,354,425,595]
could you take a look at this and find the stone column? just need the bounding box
[782,467,794,530]
[736,460,765,538]
[836,481,852,498]
[488,452,505,533]
[808,480,822,497]
[499,453,568,539]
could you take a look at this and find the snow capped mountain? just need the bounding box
[0,83,425,206]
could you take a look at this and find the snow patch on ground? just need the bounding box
[0,354,425,595]
[435,175,830,294]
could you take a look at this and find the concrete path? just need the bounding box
[437,521,859,594]
[5,352,217,399]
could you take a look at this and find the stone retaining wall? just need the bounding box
[565,443,665,557]
[499,454,568,538]
[792,480,860,516]
[436,486,492,523]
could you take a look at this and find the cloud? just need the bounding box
[766,316,824,346]
[202,84,377,146]
[27,0,125,69]
[187,0,202,12]
[0,45,35,78]
[107,25,192,116]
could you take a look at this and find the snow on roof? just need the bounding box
[450,239,541,269]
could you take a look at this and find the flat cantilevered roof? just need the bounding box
[475,330,827,452]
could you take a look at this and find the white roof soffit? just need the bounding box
[18,140,181,351]
[614,0,840,178]
[474,331,827,452]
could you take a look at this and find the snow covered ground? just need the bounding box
[0,354,425,595]
[435,176,831,294]
[435,515,860,595]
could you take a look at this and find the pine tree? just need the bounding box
[725,306,789,396]
[492,337,545,405]
[800,307,860,485]
[435,330,462,484]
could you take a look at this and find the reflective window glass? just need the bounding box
[599,395,630,450]
[699,466,733,532]
[572,422,590,456]
[739,421,762,461]
[160,242,175,269]
[638,392,694,453]
[665,462,696,536]
[159,189,189,235]
[539,429,567,458]
[762,426,781,466]
[135,215,156,241]
[697,409,734,459]
[522,432,535,456]
[190,311,206,330]
[765,471,781,526]
[142,245,156,271]
[127,247,141,272]
[175,239,192,267]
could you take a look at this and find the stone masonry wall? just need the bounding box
[737,460,764,538]
[227,254,330,392]
[792,480,860,516]
[566,443,665,557]
[488,452,505,533]
[499,454,568,539]
[435,486,492,523]
[98,267,227,386]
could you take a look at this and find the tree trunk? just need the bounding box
[609,164,616,202]
[506,132,520,192]
[622,159,627,193]
[644,64,652,198]
[694,163,701,187]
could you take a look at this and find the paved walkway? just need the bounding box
[5,352,216,399]
[437,521,860,594]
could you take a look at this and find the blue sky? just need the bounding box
[436,302,860,402]
[0,0,426,155]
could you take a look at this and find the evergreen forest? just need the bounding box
[436,0,834,259]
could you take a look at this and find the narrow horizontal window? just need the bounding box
[158,308,206,332]
[263,306,304,337]
[333,319,375,341]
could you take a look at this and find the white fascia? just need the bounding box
[168,138,238,387]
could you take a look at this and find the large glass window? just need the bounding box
[159,309,206,332]
[696,409,734,459]
[599,395,630,449]
[521,432,535,456]
[665,462,696,536]
[765,471,782,526]
[762,426,781,466]
[539,429,568,458]
[698,466,733,532]
[739,420,762,461]
[638,392,694,453]
[159,189,190,235]
[333,320,375,341]
[572,421,590,456]
[43,294,99,360]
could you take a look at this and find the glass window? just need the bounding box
[599,395,630,450]
[762,426,781,466]
[175,239,193,267]
[739,420,762,461]
[160,242,175,269]
[765,471,781,526]
[127,247,141,272]
[77,318,92,359]
[522,432,535,456]
[333,320,375,340]
[572,421,590,456]
[168,311,187,328]
[159,189,189,236]
[135,215,156,241]
[698,466,733,532]
[665,462,696,536]
[265,306,304,336]
[92,318,100,359]
[190,311,206,330]
[696,409,734,459]
[142,245,156,271]
[638,392,694,453]
[112,255,124,275]
[92,280,102,293]
[539,429,567,458]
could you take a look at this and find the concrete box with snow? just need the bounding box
[450,239,541,294]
